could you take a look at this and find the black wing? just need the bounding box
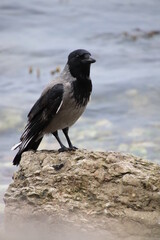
[20,83,64,150]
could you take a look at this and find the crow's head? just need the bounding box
[67,49,96,79]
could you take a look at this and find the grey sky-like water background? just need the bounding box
[0,0,160,239]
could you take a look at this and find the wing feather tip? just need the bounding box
[11,142,22,151]
[56,100,63,114]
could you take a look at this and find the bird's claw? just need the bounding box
[58,146,78,152]
[68,146,78,151]
[58,146,69,152]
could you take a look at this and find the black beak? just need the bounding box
[81,56,96,64]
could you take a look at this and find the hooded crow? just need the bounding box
[12,49,96,165]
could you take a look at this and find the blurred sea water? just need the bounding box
[0,0,160,232]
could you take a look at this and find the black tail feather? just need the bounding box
[13,152,22,166]
[13,137,43,166]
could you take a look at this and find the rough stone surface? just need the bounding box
[4,150,160,239]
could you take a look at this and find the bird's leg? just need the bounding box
[62,127,77,151]
[52,131,68,152]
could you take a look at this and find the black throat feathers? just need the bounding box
[68,60,93,106]
[72,77,92,106]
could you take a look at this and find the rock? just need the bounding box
[4,150,160,239]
